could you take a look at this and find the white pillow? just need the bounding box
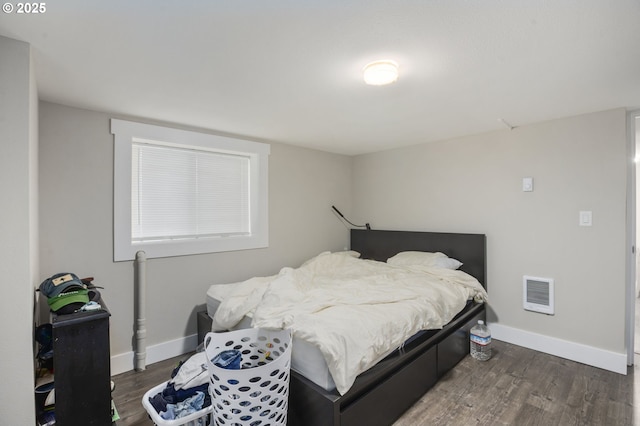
[336,250,361,258]
[387,251,462,270]
[431,257,463,270]
[387,251,446,266]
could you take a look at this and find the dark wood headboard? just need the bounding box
[350,229,487,289]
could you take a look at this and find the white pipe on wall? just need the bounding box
[135,250,147,371]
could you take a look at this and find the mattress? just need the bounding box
[206,282,336,391]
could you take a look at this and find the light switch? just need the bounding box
[579,211,592,226]
[522,177,533,192]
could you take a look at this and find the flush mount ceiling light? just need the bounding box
[363,60,399,86]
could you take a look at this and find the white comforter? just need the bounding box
[211,251,488,395]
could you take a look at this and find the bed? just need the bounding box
[201,229,487,426]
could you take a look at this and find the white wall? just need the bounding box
[353,109,628,372]
[38,102,352,372]
[0,36,38,425]
[636,115,640,297]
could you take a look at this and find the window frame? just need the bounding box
[111,119,269,261]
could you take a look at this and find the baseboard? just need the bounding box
[489,323,627,375]
[110,333,198,376]
[110,325,628,377]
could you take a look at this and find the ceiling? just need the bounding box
[2,1,640,155]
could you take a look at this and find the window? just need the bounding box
[111,119,269,261]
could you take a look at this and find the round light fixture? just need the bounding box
[363,60,399,86]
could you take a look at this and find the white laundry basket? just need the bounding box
[142,380,213,426]
[204,328,292,426]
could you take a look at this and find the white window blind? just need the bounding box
[132,142,251,242]
[111,119,269,261]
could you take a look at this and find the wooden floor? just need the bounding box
[112,340,635,425]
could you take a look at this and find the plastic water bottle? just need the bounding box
[470,320,491,361]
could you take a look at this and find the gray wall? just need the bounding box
[0,36,38,425]
[39,102,352,369]
[353,108,628,354]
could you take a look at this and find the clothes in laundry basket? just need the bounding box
[148,349,242,418]
[170,352,209,391]
[160,391,207,421]
[148,382,210,414]
[169,349,241,391]
[212,349,241,369]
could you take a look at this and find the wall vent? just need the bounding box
[523,276,554,315]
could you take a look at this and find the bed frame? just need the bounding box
[287,229,487,426]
